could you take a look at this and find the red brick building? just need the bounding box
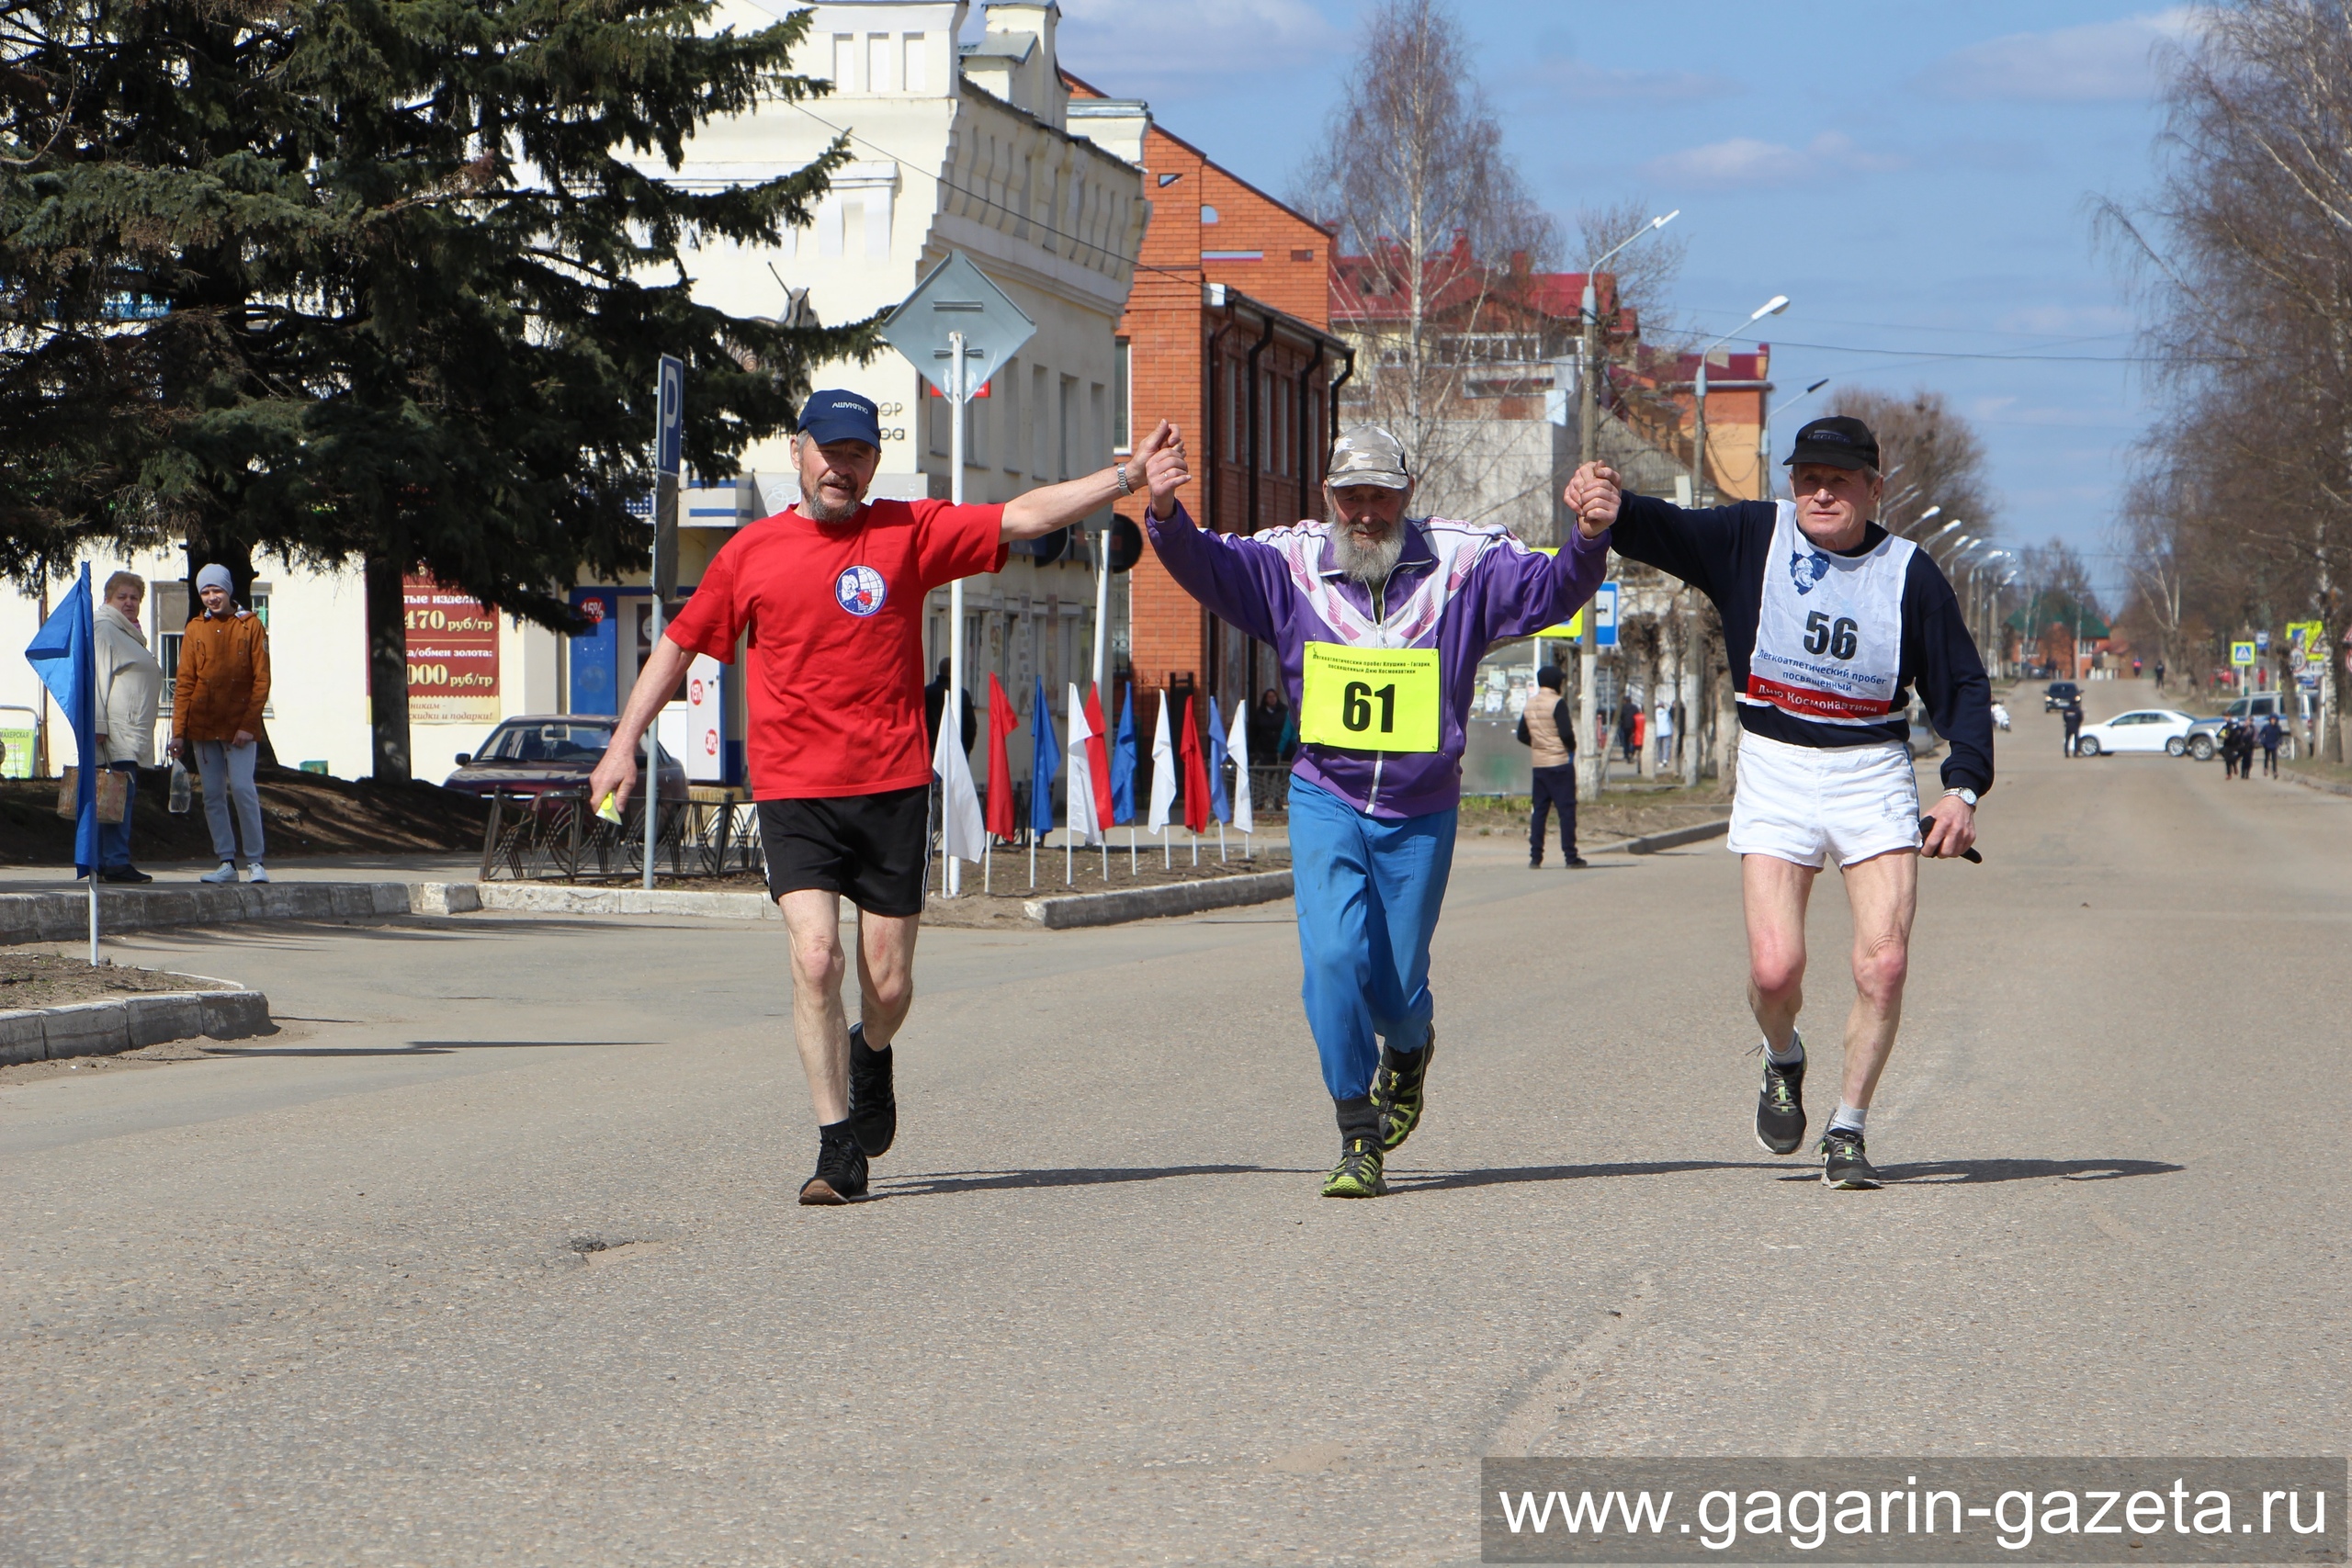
[1067,72,1351,727]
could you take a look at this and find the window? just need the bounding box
[868,32,890,93]
[1200,204,1219,223]
[928,385,947,457]
[1058,375,1076,481]
[902,32,925,93]
[1113,339,1131,453]
[1000,358,1024,473]
[1031,364,1049,478]
[964,389,983,466]
[831,33,854,87]
[1090,383,1105,472]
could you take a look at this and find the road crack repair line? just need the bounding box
[1483,1269,1659,1457]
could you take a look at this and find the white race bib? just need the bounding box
[1745,502,1915,725]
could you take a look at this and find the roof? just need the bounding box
[1329,234,1620,332]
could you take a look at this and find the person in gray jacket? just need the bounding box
[1515,663,1585,868]
[92,570,164,884]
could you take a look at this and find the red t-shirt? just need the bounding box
[664,499,1008,798]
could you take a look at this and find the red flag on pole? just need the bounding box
[1084,684,1115,829]
[986,673,1021,840]
[1177,692,1212,832]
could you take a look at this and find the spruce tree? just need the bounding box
[0,0,870,776]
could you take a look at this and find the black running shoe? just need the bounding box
[1321,1134,1386,1198]
[1818,1126,1883,1190]
[846,1022,897,1157]
[1566,855,1590,869]
[799,1128,869,1205]
[1755,1042,1807,1156]
[1374,1028,1436,1152]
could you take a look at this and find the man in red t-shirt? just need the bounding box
[592,389,1190,1204]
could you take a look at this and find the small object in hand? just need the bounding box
[1917,816,1983,863]
[596,792,625,825]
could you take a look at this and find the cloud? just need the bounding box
[1523,56,1743,103]
[1918,9,2199,103]
[1638,132,1905,190]
[1055,0,1342,88]
[1994,303,2135,336]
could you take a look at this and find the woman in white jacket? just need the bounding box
[93,571,164,883]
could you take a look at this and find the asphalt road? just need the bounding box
[3,680,2346,1565]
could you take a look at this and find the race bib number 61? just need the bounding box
[1297,642,1442,753]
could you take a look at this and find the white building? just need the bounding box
[0,1,1149,794]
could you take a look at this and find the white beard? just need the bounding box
[801,487,864,524]
[1331,525,1404,586]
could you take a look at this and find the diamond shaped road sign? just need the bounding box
[877,251,1035,400]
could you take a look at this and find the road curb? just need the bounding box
[0,976,272,1066]
[1023,870,1294,929]
[2277,770,2352,800]
[1594,818,1733,856]
[463,883,779,921]
[0,882,411,946]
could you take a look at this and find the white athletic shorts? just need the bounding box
[1727,730,1921,869]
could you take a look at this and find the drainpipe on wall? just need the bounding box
[1293,341,1325,519]
[1244,309,1276,537]
[1327,345,1356,468]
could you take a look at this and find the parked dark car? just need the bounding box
[443,715,689,804]
[2043,681,2082,712]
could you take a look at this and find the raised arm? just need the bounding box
[1000,420,1185,542]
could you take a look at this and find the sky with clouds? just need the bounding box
[1052,0,2195,592]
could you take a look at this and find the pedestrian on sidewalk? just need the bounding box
[92,571,163,884]
[2259,715,2282,777]
[589,390,1188,1206]
[1516,665,1584,868]
[922,658,975,759]
[2062,694,2083,757]
[167,564,270,885]
[2154,658,2166,690]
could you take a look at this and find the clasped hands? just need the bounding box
[1562,461,1623,540]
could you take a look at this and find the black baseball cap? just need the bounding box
[797,389,882,447]
[1783,415,1880,472]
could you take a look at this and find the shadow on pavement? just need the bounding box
[875,1163,1299,1198]
[199,1039,650,1057]
[1869,1156,2187,1184]
[1388,1158,1781,1192]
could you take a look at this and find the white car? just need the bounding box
[2072,708,2198,757]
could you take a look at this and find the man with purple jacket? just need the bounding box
[1147,423,1609,1198]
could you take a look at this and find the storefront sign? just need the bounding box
[404,576,501,723]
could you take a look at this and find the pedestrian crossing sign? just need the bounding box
[2232,641,2256,666]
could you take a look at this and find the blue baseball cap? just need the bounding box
[797,389,882,448]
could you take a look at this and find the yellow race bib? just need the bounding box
[1297,642,1442,753]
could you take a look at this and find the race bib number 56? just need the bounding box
[1297,642,1442,753]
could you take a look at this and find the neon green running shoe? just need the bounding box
[1321,1134,1387,1198]
[1374,1028,1437,1152]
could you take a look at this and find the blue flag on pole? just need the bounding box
[1207,696,1232,824]
[27,564,99,874]
[1028,674,1059,837]
[1109,689,1137,824]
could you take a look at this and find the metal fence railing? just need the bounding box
[479,787,763,883]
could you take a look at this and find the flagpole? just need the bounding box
[944,332,967,897]
[1218,823,1227,863]
[81,565,96,964]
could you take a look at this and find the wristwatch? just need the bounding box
[1114,462,1136,496]
[1944,787,1979,807]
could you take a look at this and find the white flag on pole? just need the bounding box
[1066,682,1103,847]
[1148,694,1177,833]
[933,697,986,864]
[1226,697,1253,835]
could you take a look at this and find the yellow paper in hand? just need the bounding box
[596,792,625,824]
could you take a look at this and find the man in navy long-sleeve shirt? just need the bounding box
[1566,414,1994,1190]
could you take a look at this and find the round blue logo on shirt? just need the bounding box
[834,565,887,617]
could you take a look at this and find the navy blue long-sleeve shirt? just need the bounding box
[1602,493,1996,796]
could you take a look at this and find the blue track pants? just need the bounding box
[1286,777,1457,1101]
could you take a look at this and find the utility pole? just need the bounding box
[1574,210,1678,803]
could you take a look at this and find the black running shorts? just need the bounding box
[758,785,930,916]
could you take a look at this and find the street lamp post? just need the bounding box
[1576,209,1678,801]
[1691,295,1790,508]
